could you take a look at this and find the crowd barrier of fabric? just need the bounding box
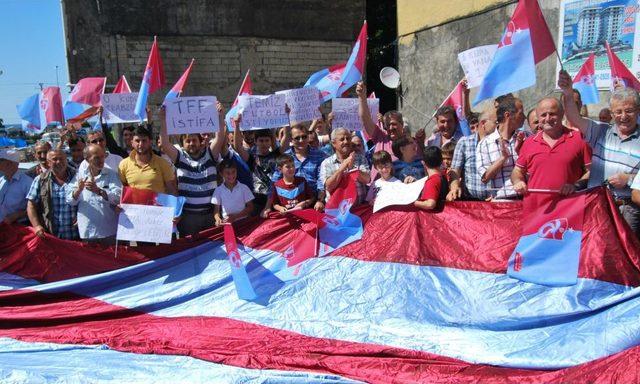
[0,187,639,383]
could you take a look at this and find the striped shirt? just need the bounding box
[585,120,640,199]
[175,148,218,212]
[476,129,527,199]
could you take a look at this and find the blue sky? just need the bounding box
[0,0,69,125]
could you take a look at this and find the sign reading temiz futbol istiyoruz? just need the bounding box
[164,96,220,135]
[237,94,289,130]
[276,87,322,124]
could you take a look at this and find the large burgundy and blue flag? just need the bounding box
[572,53,600,105]
[508,192,586,286]
[134,37,166,120]
[2,187,640,382]
[164,59,195,103]
[473,0,555,105]
[304,62,346,102]
[605,41,640,91]
[439,80,471,136]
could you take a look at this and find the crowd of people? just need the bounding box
[1,70,639,245]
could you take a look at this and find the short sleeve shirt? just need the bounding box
[516,129,591,190]
[271,176,313,209]
[118,152,176,194]
[319,153,370,204]
[211,182,254,219]
[420,172,445,201]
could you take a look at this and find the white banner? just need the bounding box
[331,98,379,131]
[164,96,220,135]
[101,92,140,124]
[457,45,498,89]
[276,87,321,124]
[116,204,174,244]
[238,94,289,130]
[373,177,427,213]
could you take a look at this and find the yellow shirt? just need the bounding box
[118,151,175,194]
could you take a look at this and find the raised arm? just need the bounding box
[558,70,590,134]
[210,101,227,158]
[157,108,179,164]
[232,114,250,163]
[356,82,380,139]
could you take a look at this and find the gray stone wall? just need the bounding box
[61,0,362,106]
[397,0,610,134]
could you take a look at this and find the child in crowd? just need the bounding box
[414,146,449,211]
[391,136,425,183]
[441,141,455,182]
[212,159,254,226]
[366,150,401,204]
[261,154,315,216]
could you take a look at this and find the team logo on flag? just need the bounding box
[70,83,81,97]
[537,218,569,241]
[580,74,594,85]
[499,21,517,47]
[40,98,49,112]
[227,249,242,268]
[283,245,294,260]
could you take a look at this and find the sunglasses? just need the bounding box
[293,135,308,141]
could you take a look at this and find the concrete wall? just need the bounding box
[397,0,610,134]
[61,0,363,106]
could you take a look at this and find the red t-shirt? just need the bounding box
[420,172,446,201]
[271,176,313,209]
[515,129,592,190]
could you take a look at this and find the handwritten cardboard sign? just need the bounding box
[457,44,498,88]
[331,98,379,131]
[237,94,289,130]
[164,96,220,135]
[116,204,174,244]
[101,92,141,124]
[276,87,321,124]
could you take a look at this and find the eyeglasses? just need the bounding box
[292,135,308,141]
[90,138,105,144]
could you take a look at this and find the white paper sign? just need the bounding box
[276,87,321,124]
[101,92,141,123]
[373,177,427,213]
[164,96,220,135]
[332,98,379,131]
[457,45,498,89]
[238,94,289,130]
[116,204,174,244]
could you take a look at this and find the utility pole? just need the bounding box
[38,82,44,90]
[55,66,59,87]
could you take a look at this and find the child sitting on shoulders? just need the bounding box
[366,150,401,204]
[212,159,255,225]
[414,146,449,211]
[261,154,315,216]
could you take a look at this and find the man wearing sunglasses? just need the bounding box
[271,124,326,211]
[76,130,123,178]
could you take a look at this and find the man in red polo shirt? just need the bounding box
[511,97,591,195]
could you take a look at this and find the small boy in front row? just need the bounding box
[212,159,254,226]
[414,146,449,211]
[366,150,401,204]
[261,154,315,217]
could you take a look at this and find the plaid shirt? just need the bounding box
[452,133,490,200]
[476,129,527,199]
[319,153,370,204]
[271,146,326,195]
[26,173,79,240]
[585,120,640,199]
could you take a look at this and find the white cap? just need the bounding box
[0,149,20,163]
